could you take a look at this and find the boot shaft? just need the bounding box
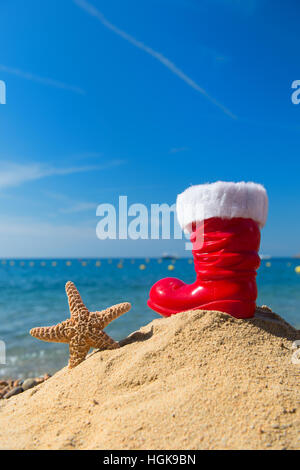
[191,217,261,281]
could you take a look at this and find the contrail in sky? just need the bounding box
[73,0,237,119]
[0,64,85,95]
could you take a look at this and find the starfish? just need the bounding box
[30,281,131,368]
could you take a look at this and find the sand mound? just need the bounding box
[0,307,299,450]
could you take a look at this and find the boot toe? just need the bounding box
[148,278,186,316]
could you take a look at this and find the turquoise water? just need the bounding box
[0,258,299,379]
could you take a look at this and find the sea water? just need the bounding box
[0,258,299,378]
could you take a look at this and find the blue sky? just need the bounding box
[0,0,299,257]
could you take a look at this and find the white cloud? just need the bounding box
[44,191,97,214]
[0,217,94,239]
[73,0,237,119]
[0,64,85,95]
[0,216,97,258]
[60,202,97,214]
[0,160,124,190]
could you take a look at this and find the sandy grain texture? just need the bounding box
[0,307,299,450]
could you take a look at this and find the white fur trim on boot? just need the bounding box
[177,181,268,232]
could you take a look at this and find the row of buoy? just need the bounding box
[1,260,59,267]
[119,263,175,271]
[264,261,300,273]
[1,259,300,272]
[0,259,181,269]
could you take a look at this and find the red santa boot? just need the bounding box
[148,182,268,319]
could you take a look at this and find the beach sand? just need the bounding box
[0,306,299,450]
